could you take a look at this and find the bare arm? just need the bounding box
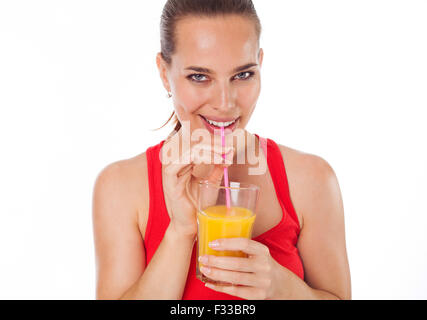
[120,225,195,300]
[293,154,352,300]
[92,162,195,300]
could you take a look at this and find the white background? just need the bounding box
[0,0,426,299]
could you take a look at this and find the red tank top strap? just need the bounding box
[255,134,301,234]
[145,140,169,264]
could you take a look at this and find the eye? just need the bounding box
[234,71,255,80]
[188,74,209,83]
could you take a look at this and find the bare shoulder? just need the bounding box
[276,144,341,230]
[92,152,150,299]
[277,144,337,181]
[93,151,150,235]
[277,145,350,299]
[94,152,148,198]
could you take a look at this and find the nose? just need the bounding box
[211,81,236,111]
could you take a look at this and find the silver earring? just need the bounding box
[166,91,172,98]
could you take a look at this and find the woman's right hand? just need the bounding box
[161,141,234,237]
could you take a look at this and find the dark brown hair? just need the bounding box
[154,0,262,135]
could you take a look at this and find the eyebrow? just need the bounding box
[184,63,258,74]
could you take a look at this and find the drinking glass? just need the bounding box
[196,180,260,285]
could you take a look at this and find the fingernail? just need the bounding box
[224,154,233,164]
[209,240,220,248]
[226,147,234,154]
[198,255,208,264]
[205,283,214,289]
[200,266,211,274]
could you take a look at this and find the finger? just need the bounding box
[208,139,235,154]
[211,152,231,166]
[177,163,195,177]
[164,144,208,177]
[199,166,224,208]
[185,174,198,209]
[199,145,234,165]
[168,144,231,176]
[197,144,234,156]
[199,255,254,273]
[221,149,234,165]
[206,165,225,184]
[200,266,260,287]
[204,155,234,185]
[205,282,267,300]
[163,145,197,178]
[209,238,269,256]
[165,165,193,201]
[208,146,235,181]
[171,164,194,190]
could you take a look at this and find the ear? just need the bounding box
[156,52,171,92]
[258,48,264,68]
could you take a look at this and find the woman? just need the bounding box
[92,0,351,300]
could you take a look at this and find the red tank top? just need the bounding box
[145,135,304,300]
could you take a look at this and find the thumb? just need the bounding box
[207,164,227,185]
[207,147,234,184]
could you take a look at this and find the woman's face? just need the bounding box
[157,15,263,137]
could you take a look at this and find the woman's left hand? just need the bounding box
[198,238,287,300]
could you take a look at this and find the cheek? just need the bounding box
[236,81,261,111]
[172,80,206,115]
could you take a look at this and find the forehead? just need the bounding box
[172,15,259,70]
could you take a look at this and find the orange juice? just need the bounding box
[196,205,256,284]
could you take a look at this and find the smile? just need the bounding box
[199,115,240,134]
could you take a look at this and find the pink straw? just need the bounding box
[221,126,231,209]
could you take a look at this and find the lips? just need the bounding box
[199,115,240,135]
[200,115,239,123]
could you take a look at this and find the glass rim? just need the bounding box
[197,179,260,191]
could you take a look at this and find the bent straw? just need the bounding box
[221,126,231,209]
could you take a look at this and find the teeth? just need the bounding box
[205,117,237,127]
